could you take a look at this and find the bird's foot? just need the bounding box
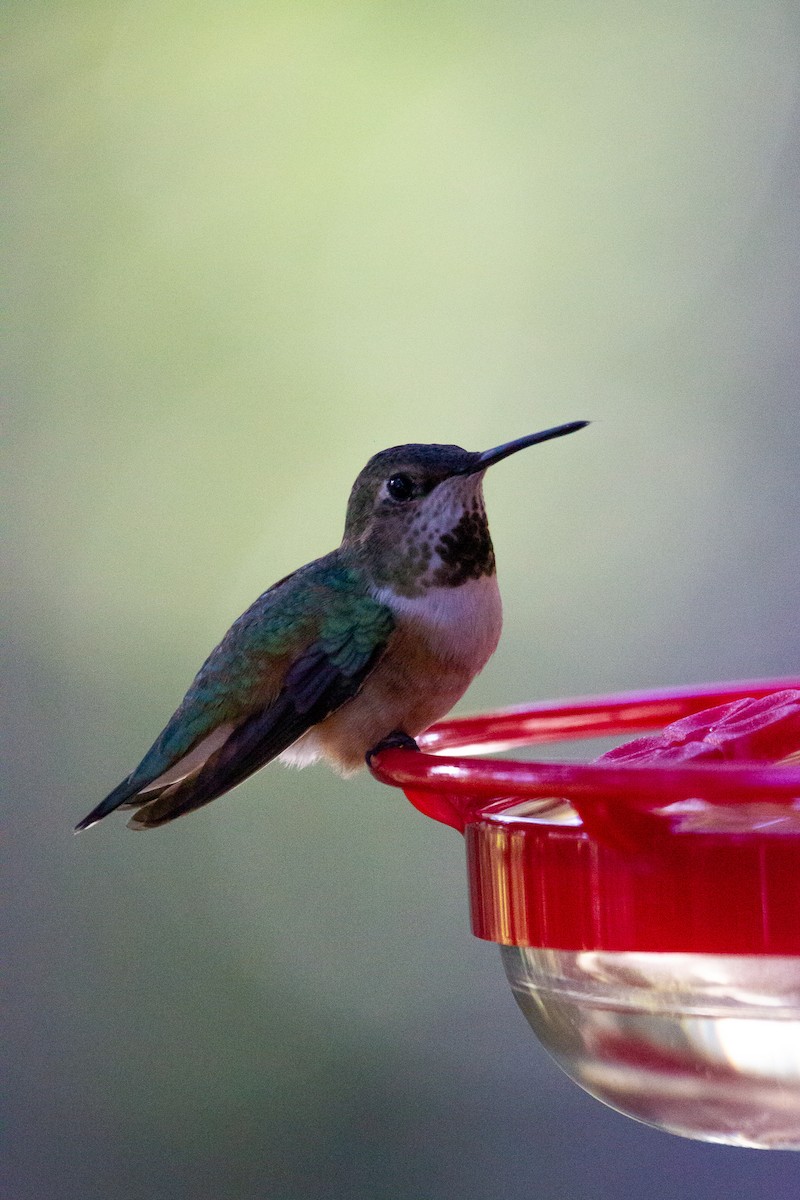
[365,730,420,768]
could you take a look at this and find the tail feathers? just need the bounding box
[124,699,312,829]
[74,722,238,833]
[75,770,211,833]
[75,756,230,832]
[124,776,218,830]
[76,697,313,831]
[75,767,218,833]
[74,776,146,832]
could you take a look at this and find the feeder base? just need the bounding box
[502,946,800,1149]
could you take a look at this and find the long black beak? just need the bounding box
[464,420,589,474]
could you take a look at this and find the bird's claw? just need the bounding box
[365,730,420,768]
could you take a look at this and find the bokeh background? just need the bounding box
[6,3,800,1197]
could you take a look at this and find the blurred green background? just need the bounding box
[5,2,800,1197]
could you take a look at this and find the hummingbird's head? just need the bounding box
[343,422,587,594]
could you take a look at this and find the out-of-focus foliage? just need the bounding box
[6,3,800,1198]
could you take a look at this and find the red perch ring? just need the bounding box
[368,679,800,955]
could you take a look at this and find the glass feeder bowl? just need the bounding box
[369,679,800,1149]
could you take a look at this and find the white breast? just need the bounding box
[372,574,503,669]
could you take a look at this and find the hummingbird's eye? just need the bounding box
[386,473,415,502]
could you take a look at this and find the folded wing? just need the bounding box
[76,561,394,830]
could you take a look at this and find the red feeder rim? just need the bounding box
[369,678,800,954]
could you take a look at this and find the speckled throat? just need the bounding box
[363,473,495,598]
[431,504,495,587]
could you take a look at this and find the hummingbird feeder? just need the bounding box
[369,678,800,1149]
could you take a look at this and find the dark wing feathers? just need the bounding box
[283,645,338,713]
[127,636,386,829]
[76,561,394,831]
[74,774,150,830]
[126,695,306,829]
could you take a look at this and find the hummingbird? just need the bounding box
[76,421,587,831]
